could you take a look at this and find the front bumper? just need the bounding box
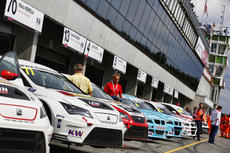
[0,120,53,153]
[52,116,124,147]
[182,127,197,136]
[124,125,148,140]
[0,128,46,153]
[147,123,167,139]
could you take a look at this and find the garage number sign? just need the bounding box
[84,40,104,63]
[4,0,44,33]
[151,77,159,88]
[112,56,127,74]
[62,27,87,54]
[163,84,174,96]
[174,90,179,99]
[137,69,147,83]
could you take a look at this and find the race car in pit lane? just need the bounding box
[13,59,125,147]
[162,103,197,137]
[90,83,149,140]
[122,94,173,139]
[143,101,183,138]
[0,52,53,153]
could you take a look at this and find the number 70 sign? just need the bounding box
[4,0,44,33]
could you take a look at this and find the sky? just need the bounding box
[192,0,230,113]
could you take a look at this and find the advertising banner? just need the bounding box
[112,55,127,74]
[151,77,159,88]
[62,27,87,54]
[137,69,147,83]
[163,84,174,96]
[4,0,44,33]
[195,37,209,66]
[84,40,104,63]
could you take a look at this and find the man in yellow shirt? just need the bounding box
[69,64,93,96]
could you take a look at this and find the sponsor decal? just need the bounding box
[148,131,153,135]
[88,101,100,107]
[156,126,165,130]
[16,108,22,116]
[68,129,83,137]
[0,86,8,94]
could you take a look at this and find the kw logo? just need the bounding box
[68,130,83,137]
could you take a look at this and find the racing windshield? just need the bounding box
[155,104,172,115]
[92,84,113,100]
[22,69,83,94]
[130,98,156,110]
[176,107,191,116]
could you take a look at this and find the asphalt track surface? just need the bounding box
[50,133,230,153]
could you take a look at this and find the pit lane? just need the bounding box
[50,133,230,153]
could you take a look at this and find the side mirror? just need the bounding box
[1,70,18,80]
[172,111,177,114]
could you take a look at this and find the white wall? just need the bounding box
[23,0,196,99]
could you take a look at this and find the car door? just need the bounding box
[0,51,23,86]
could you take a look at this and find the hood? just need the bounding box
[0,83,42,122]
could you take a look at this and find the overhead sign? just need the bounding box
[62,27,87,54]
[137,69,147,83]
[151,77,159,88]
[4,0,44,33]
[174,90,179,99]
[195,37,209,66]
[163,84,174,96]
[84,40,104,63]
[112,56,127,74]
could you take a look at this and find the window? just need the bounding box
[96,0,110,18]
[133,0,146,28]
[126,0,139,22]
[114,13,125,31]
[139,4,151,33]
[84,0,100,11]
[106,6,118,25]
[110,0,121,10]
[119,0,131,16]
[211,43,217,53]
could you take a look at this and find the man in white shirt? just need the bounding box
[208,105,222,145]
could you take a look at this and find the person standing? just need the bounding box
[69,64,93,96]
[104,73,123,101]
[208,105,222,144]
[194,103,205,141]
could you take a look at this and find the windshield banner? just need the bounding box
[4,0,44,33]
[62,27,87,54]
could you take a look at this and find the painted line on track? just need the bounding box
[164,135,221,153]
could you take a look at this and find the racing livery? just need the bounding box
[0,52,53,153]
[14,60,125,147]
[144,101,183,137]
[90,83,148,140]
[162,103,197,137]
[122,94,170,139]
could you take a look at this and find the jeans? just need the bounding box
[195,120,202,140]
[208,125,219,144]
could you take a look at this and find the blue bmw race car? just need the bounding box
[122,94,182,138]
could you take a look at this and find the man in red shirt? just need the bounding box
[104,73,123,101]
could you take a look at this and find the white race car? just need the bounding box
[14,59,125,147]
[0,52,53,153]
[162,103,197,137]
